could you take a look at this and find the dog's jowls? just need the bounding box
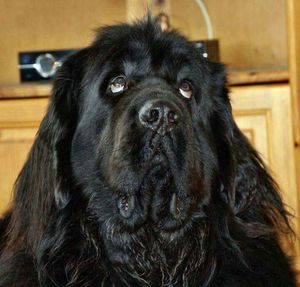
[0,17,296,286]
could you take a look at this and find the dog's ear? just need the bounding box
[38,51,87,210]
[207,62,291,237]
[48,54,81,210]
[5,51,87,249]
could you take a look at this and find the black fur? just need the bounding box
[0,17,296,286]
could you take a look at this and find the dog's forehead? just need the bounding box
[119,33,193,77]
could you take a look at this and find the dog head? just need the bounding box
[63,19,231,238]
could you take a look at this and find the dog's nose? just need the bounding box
[139,100,181,135]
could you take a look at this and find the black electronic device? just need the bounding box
[193,39,220,62]
[18,41,219,82]
[19,49,77,82]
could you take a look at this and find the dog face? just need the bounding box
[68,20,229,244]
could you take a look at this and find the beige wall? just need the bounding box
[170,0,288,70]
[0,0,126,84]
[0,0,287,84]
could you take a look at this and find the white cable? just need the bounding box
[194,0,214,39]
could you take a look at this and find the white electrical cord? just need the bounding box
[149,0,214,39]
[194,0,214,39]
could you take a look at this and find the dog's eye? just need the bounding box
[110,75,127,94]
[179,81,193,99]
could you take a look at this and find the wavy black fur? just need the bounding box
[0,17,296,286]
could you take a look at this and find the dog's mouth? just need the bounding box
[115,134,197,234]
[117,170,190,233]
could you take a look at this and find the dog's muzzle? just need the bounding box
[114,97,192,232]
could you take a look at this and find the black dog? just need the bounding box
[0,17,296,286]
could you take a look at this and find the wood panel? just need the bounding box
[126,0,149,22]
[287,0,300,225]
[234,112,270,165]
[231,85,297,217]
[170,0,288,70]
[0,98,48,214]
[231,84,300,267]
[0,0,126,84]
[0,128,37,213]
[0,83,52,99]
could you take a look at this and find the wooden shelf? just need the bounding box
[0,70,289,99]
[0,82,52,99]
[228,69,289,86]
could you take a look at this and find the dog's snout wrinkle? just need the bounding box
[170,193,181,219]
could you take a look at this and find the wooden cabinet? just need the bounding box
[0,98,48,214]
[231,85,299,266]
[231,85,297,214]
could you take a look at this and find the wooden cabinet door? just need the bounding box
[231,85,297,216]
[230,84,299,266]
[0,98,48,214]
